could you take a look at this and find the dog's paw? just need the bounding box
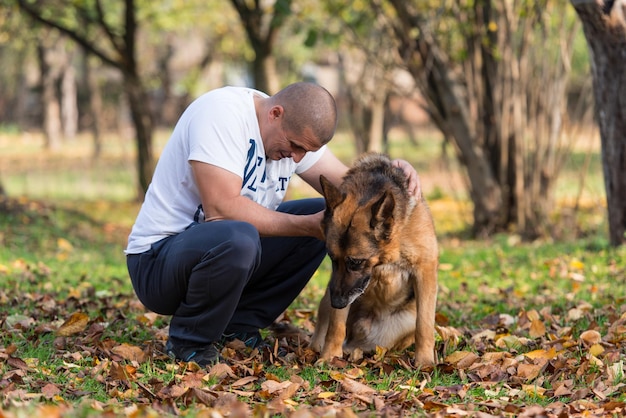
[316,352,352,368]
[319,347,344,362]
[309,339,323,353]
[413,353,436,370]
[314,357,328,367]
[314,353,336,367]
[347,347,363,362]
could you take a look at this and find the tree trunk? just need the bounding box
[571,0,626,247]
[229,0,288,95]
[37,31,63,150]
[156,37,183,126]
[81,50,104,159]
[61,50,78,141]
[367,96,386,153]
[252,49,280,95]
[124,73,155,198]
[407,35,505,237]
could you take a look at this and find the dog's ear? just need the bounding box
[320,175,342,210]
[370,190,396,241]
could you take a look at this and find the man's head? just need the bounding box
[258,82,338,162]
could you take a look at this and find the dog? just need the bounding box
[310,153,438,367]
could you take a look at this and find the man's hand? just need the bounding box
[308,210,326,241]
[392,159,421,197]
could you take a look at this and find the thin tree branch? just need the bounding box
[16,0,121,69]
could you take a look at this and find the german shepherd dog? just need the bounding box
[310,153,438,367]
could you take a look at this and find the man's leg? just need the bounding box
[225,198,327,333]
[127,220,262,344]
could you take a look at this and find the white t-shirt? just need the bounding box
[125,86,327,254]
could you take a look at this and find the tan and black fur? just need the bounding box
[310,153,438,367]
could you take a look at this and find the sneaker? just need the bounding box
[165,337,222,366]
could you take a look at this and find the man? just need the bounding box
[125,82,420,366]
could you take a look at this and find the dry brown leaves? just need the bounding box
[0,266,625,417]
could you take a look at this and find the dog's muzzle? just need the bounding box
[330,276,371,309]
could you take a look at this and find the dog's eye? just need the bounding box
[346,257,365,271]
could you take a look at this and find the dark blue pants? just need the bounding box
[126,198,327,345]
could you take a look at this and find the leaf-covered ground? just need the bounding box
[1,197,625,417]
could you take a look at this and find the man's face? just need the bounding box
[264,121,322,163]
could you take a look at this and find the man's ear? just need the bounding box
[320,175,342,210]
[270,105,284,120]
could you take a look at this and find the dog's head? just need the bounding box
[320,174,402,309]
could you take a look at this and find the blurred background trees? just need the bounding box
[377,0,583,239]
[0,0,622,245]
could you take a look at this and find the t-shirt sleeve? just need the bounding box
[295,145,328,174]
[186,99,248,179]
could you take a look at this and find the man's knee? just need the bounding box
[198,221,261,270]
[227,222,262,260]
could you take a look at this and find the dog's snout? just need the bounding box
[330,296,349,309]
[329,275,370,309]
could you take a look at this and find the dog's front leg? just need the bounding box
[319,304,349,361]
[413,261,438,367]
[310,288,331,353]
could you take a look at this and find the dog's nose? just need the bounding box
[330,294,349,309]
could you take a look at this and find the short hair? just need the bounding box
[271,82,338,145]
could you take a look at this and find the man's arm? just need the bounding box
[298,149,349,193]
[191,160,324,240]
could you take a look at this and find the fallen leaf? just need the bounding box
[41,383,61,399]
[56,312,89,336]
[471,329,496,343]
[111,343,147,363]
[6,357,29,371]
[108,361,137,381]
[339,377,376,395]
[231,376,258,388]
[517,363,543,381]
[525,347,557,361]
[344,368,364,380]
[588,354,603,367]
[206,363,236,380]
[568,308,584,321]
[529,319,546,338]
[589,343,604,357]
[444,351,479,369]
[317,391,336,399]
[261,379,293,394]
[607,361,624,382]
[436,325,463,345]
[526,310,540,321]
[522,384,546,397]
[553,381,573,397]
[5,314,35,330]
[580,330,602,346]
